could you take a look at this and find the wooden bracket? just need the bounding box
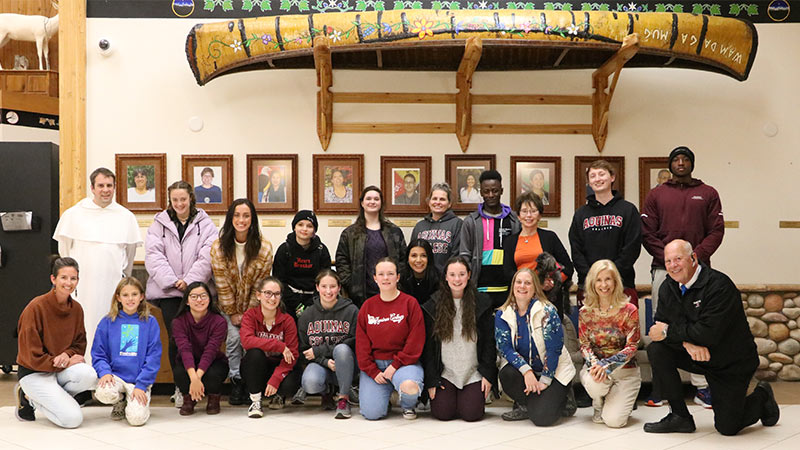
[314,36,333,150]
[455,36,483,152]
[591,33,640,152]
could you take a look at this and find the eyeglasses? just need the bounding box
[518,208,539,216]
[188,293,209,301]
[259,290,281,299]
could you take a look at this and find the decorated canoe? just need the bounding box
[186,9,757,86]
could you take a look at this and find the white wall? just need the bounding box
[85,19,800,284]
[0,125,58,143]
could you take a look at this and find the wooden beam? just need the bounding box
[473,123,592,134]
[591,33,639,153]
[333,123,591,134]
[455,36,482,152]
[472,94,592,105]
[59,0,87,213]
[334,123,455,133]
[313,37,333,150]
[333,92,455,104]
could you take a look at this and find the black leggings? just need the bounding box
[150,297,182,376]
[499,364,568,426]
[173,357,229,395]
[240,349,301,398]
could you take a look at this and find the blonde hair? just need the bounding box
[584,259,628,310]
[108,278,150,321]
[499,268,549,311]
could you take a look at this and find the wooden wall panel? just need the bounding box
[0,0,59,71]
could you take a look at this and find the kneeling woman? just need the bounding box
[356,258,425,420]
[579,260,640,428]
[496,268,575,426]
[15,257,98,428]
[422,256,497,422]
[298,270,359,419]
[172,282,229,415]
[240,277,300,417]
[92,278,162,426]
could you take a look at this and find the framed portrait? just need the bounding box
[444,154,496,214]
[181,155,234,214]
[313,154,364,215]
[246,154,298,214]
[639,157,671,207]
[381,156,432,216]
[510,156,561,217]
[574,156,626,210]
[114,153,167,213]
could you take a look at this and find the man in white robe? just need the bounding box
[53,168,143,361]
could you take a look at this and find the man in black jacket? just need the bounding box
[644,239,779,435]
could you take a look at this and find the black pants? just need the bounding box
[150,297,182,376]
[173,357,229,395]
[499,364,568,426]
[485,291,508,309]
[240,349,301,398]
[648,341,765,436]
[430,379,485,422]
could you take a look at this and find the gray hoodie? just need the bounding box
[297,296,359,369]
[411,209,463,275]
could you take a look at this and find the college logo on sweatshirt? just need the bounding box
[256,330,285,341]
[367,313,405,325]
[415,229,453,254]
[120,324,139,357]
[306,319,351,347]
[582,215,624,231]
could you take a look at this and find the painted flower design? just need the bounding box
[478,1,488,8]
[382,22,392,34]
[330,29,343,42]
[626,2,638,11]
[229,39,242,52]
[522,21,534,34]
[567,24,579,35]
[411,20,435,40]
[364,26,375,37]
[544,26,554,35]
[261,34,272,45]
[454,21,466,35]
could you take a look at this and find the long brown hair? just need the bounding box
[499,268,549,311]
[434,256,477,342]
[108,278,150,321]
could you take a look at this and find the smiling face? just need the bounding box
[593,269,616,303]
[258,281,282,312]
[373,261,399,293]
[294,219,315,242]
[50,267,79,299]
[331,170,344,188]
[531,171,545,190]
[316,275,341,307]
[118,284,144,315]
[518,201,541,230]
[403,175,417,195]
[408,246,428,276]
[513,270,534,302]
[480,179,503,208]
[232,203,252,235]
[587,168,614,195]
[201,172,213,188]
[170,188,191,218]
[664,241,697,285]
[91,173,115,208]
[187,286,211,316]
[134,172,147,190]
[466,174,476,189]
[361,189,382,214]
[270,171,282,187]
[428,189,450,215]
[445,261,470,298]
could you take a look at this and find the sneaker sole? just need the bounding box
[335,412,351,419]
[693,397,712,409]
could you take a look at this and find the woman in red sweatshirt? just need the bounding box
[356,257,425,420]
[240,277,300,418]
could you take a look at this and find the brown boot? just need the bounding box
[206,394,221,415]
[179,398,196,416]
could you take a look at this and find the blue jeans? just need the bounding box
[222,313,242,379]
[359,360,423,420]
[302,344,356,397]
[19,363,97,428]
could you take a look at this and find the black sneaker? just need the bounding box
[644,413,696,433]
[229,378,247,406]
[501,402,529,421]
[73,390,93,407]
[757,381,780,427]
[15,384,35,422]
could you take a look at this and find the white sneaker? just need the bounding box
[402,408,417,420]
[171,387,183,408]
[248,400,263,418]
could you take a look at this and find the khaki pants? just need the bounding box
[95,375,152,426]
[581,366,641,428]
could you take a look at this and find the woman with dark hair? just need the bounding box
[15,257,98,428]
[297,269,359,419]
[400,239,439,306]
[526,169,550,205]
[336,186,406,307]
[421,256,496,422]
[240,277,300,417]
[127,168,155,202]
[262,169,286,203]
[211,198,273,405]
[171,282,229,415]
[356,258,425,420]
[496,268,575,426]
[145,180,218,408]
[411,182,463,275]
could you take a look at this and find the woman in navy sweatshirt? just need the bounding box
[92,278,162,426]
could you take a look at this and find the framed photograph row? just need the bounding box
[114,153,664,217]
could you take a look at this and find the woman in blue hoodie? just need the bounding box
[92,278,162,426]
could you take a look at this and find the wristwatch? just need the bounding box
[662,324,669,339]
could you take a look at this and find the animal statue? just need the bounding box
[13,54,29,70]
[0,5,59,71]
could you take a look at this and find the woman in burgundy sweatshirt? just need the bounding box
[356,257,425,420]
[240,277,300,418]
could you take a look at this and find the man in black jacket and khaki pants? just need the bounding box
[644,239,780,435]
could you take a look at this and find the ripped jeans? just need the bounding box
[358,359,423,420]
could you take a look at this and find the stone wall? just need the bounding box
[745,292,800,381]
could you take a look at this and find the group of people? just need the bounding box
[15,147,780,436]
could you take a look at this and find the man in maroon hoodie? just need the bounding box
[641,146,724,409]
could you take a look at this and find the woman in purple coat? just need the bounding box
[145,180,218,407]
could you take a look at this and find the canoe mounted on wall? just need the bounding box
[185,9,757,86]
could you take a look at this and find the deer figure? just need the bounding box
[0,2,59,71]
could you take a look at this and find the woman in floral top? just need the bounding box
[579,259,641,428]
[495,268,575,426]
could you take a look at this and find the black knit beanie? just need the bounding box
[292,210,318,231]
[668,146,695,174]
